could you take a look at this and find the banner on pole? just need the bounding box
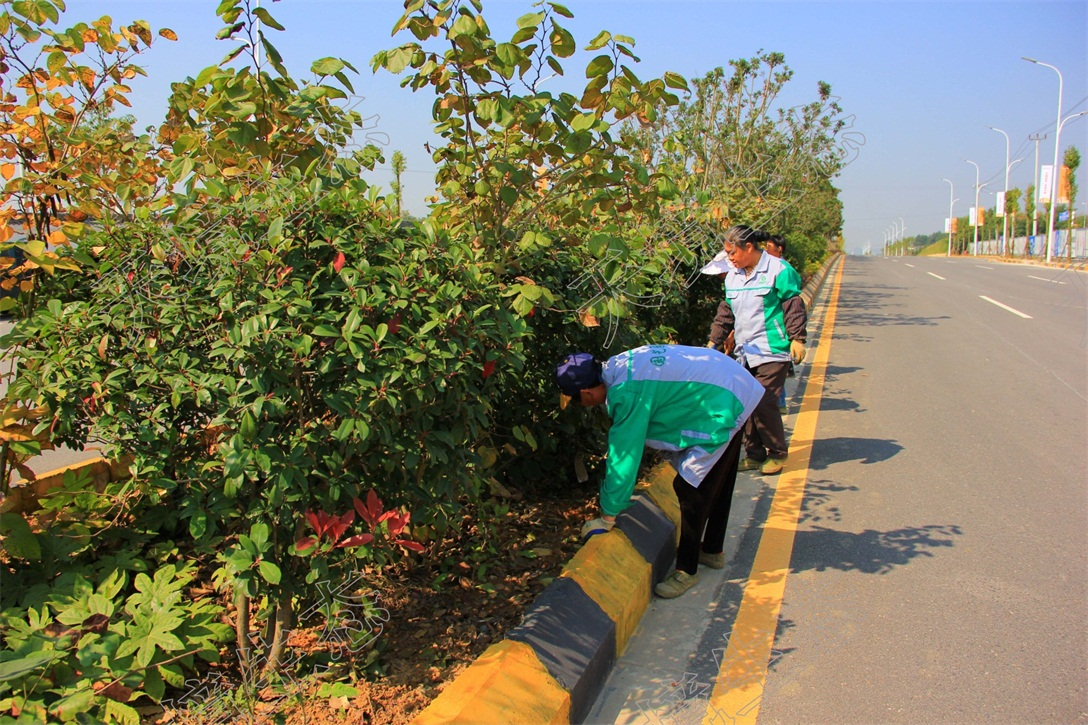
[1039,165,1054,202]
[944,218,950,233]
[1058,165,1071,204]
[995,191,1005,217]
[969,207,977,226]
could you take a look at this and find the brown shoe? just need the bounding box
[655,570,699,598]
[760,457,785,475]
[699,551,725,569]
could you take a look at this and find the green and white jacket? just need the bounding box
[716,252,806,368]
[599,345,765,516]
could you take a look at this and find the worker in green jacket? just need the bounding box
[555,344,764,598]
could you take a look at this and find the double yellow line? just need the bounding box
[703,259,846,724]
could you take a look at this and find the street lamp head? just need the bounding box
[1022,56,1038,63]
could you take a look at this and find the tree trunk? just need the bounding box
[261,594,294,676]
[235,589,252,672]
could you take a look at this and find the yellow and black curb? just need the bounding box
[413,465,680,725]
[412,252,841,725]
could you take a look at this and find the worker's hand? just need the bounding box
[580,517,615,541]
[790,340,806,365]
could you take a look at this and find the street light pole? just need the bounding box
[990,127,1011,256]
[966,159,982,256]
[898,217,905,256]
[942,178,956,257]
[1023,57,1062,264]
[1029,133,1047,255]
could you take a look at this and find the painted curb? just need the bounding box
[411,467,678,725]
[0,455,131,514]
[411,252,843,725]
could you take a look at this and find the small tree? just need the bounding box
[391,149,406,217]
[1064,146,1079,262]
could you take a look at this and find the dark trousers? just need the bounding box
[673,432,744,575]
[743,360,791,461]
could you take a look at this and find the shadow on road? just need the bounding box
[818,397,864,414]
[808,436,903,470]
[788,523,963,576]
[822,364,863,382]
[797,478,858,525]
[833,285,950,328]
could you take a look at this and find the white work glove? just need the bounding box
[580,517,614,541]
[790,340,806,365]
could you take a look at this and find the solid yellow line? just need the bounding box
[703,258,846,725]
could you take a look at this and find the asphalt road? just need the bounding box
[756,256,1087,723]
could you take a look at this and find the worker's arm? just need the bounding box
[708,299,735,348]
[599,387,653,517]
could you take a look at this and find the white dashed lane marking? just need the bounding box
[928,272,945,280]
[1027,275,1066,285]
[979,295,1032,319]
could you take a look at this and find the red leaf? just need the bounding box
[394,539,425,553]
[126,271,134,283]
[330,510,355,540]
[388,313,402,335]
[482,360,497,379]
[333,251,346,273]
[294,537,319,554]
[304,510,321,532]
[357,490,384,528]
[385,511,410,538]
[337,533,374,549]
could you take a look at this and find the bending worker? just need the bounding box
[554,345,764,599]
[709,225,807,475]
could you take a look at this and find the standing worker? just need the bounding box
[708,225,807,475]
[554,345,765,598]
[763,234,797,414]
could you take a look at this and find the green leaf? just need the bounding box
[313,324,340,337]
[549,22,575,58]
[317,682,360,698]
[516,11,545,28]
[549,2,574,18]
[49,686,95,720]
[258,560,281,585]
[253,6,285,31]
[105,699,140,725]
[384,46,414,74]
[663,71,689,91]
[585,30,611,51]
[312,57,345,76]
[249,523,269,549]
[47,50,66,74]
[0,651,57,682]
[0,513,40,560]
[585,54,613,79]
[570,112,596,132]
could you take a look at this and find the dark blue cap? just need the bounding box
[554,353,602,396]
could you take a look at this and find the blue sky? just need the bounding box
[67,1,1087,253]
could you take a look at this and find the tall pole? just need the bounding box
[1029,133,1046,255]
[967,160,981,256]
[990,127,1010,256]
[1023,58,1062,264]
[942,178,956,257]
[898,217,905,256]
